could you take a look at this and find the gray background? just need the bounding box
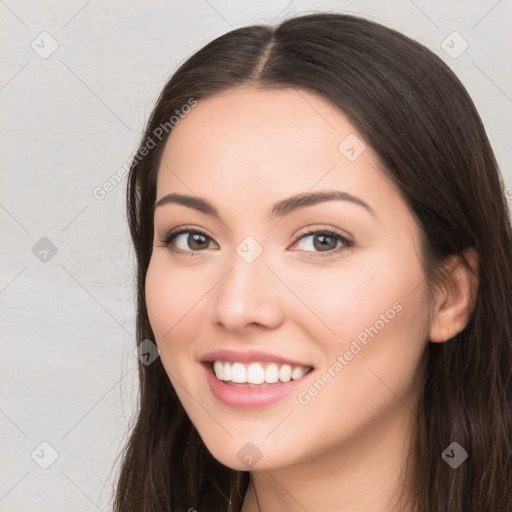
[1,0,511,510]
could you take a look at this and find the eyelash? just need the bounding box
[157,225,353,258]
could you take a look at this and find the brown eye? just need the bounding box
[159,228,216,254]
[184,232,210,250]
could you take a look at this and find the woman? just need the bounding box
[113,12,512,512]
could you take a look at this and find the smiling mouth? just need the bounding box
[207,360,314,387]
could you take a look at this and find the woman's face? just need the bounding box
[145,87,431,471]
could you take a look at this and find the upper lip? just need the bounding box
[201,349,314,368]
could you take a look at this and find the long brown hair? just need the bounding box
[113,12,512,511]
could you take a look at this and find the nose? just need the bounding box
[209,249,285,333]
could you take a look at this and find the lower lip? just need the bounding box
[202,362,314,409]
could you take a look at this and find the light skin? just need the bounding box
[145,87,479,511]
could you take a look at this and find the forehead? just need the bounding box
[160,87,351,167]
[155,87,404,222]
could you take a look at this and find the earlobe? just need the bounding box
[428,247,479,343]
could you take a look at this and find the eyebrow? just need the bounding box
[153,190,376,219]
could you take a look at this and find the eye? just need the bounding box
[157,226,353,257]
[158,226,217,255]
[291,227,353,257]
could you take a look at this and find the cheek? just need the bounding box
[279,247,427,348]
[146,259,177,337]
[144,257,207,365]
[291,250,429,410]
[284,272,428,462]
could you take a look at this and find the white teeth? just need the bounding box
[247,363,265,384]
[231,362,246,383]
[291,366,308,380]
[213,360,224,379]
[211,360,312,384]
[222,361,231,381]
[279,364,292,383]
[265,363,279,383]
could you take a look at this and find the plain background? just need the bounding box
[0,1,511,510]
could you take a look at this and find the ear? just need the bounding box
[429,247,479,343]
